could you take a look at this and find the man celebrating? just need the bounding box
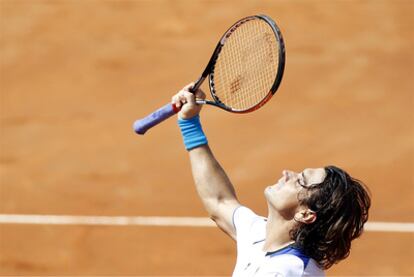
[173,83,371,276]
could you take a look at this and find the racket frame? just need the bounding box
[192,14,286,113]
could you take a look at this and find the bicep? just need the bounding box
[210,199,241,241]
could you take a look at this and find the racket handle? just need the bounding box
[133,103,180,135]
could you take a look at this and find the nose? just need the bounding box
[283,170,298,182]
[283,170,291,181]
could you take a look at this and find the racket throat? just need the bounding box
[190,76,207,93]
[195,99,231,111]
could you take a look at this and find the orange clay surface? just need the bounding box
[1,0,413,275]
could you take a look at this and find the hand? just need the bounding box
[172,83,206,120]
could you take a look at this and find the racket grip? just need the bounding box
[133,103,179,135]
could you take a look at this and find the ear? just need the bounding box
[294,209,317,224]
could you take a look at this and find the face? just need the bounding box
[264,168,327,218]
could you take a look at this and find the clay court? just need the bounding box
[1,0,413,276]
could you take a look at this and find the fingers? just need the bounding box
[171,84,189,109]
[172,90,193,109]
[195,88,206,101]
[172,82,206,108]
[172,82,206,119]
[172,83,192,103]
[185,82,206,100]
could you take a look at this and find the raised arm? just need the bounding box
[173,84,241,240]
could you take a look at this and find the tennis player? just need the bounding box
[173,84,371,276]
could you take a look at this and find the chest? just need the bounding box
[233,241,284,277]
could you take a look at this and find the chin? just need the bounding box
[264,188,276,207]
[264,186,272,199]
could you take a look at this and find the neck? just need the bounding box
[262,210,296,253]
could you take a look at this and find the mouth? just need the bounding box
[273,181,283,190]
[267,177,285,192]
[277,176,285,185]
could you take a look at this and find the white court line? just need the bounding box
[0,214,413,233]
[0,214,214,227]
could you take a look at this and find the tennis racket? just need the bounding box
[133,14,285,135]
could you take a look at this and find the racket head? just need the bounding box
[207,15,286,113]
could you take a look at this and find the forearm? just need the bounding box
[188,145,238,216]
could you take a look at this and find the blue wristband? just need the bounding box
[178,115,208,150]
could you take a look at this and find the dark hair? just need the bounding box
[290,165,371,269]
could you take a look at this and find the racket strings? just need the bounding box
[212,19,280,111]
